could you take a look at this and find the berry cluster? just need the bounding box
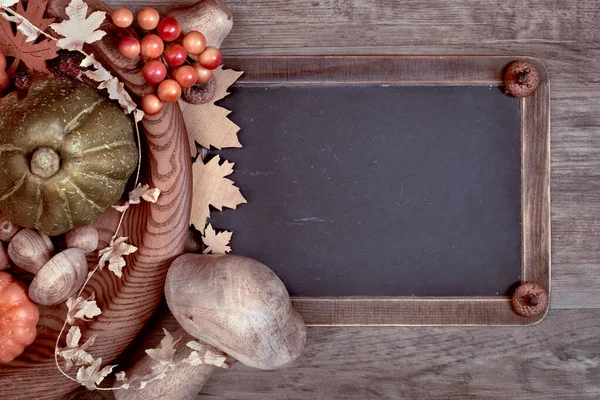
[112,7,222,115]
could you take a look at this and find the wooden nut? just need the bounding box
[8,229,55,274]
[0,242,9,270]
[503,61,540,98]
[66,226,99,253]
[0,212,20,242]
[167,0,233,49]
[28,248,88,306]
[511,281,548,318]
[166,254,307,370]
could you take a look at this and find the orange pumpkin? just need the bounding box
[0,272,39,364]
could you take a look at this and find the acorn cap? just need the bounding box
[511,281,548,318]
[503,60,540,98]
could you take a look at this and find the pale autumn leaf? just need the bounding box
[1,0,19,7]
[113,184,160,212]
[191,156,247,233]
[66,294,101,324]
[202,224,232,254]
[80,53,102,69]
[98,77,137,114]
[84,64,112,83]
[58,326,97,371]
[0,11,38,42]
[115,371,130,389]
[134,109,145,123]
[98,237,137,278]
[184,342,231,368]
[50,0,106,51]
[179,67,244,157]
[145,329,178,365]
[76,358,115,390]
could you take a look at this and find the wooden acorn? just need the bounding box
[66,226,99,254]
[7,229,54,273]
[8,229,87,306]
[115,255,307,399]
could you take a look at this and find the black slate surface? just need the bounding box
[210,84,521,297]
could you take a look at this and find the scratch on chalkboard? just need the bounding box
[287,217,326,226]
[325,144,343,165]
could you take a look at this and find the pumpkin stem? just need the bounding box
[30,148,60,179]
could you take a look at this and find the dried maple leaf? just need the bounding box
[97,76,137,114]
[0,11,38,42]
[191,155,247,233]
[76,357,115,390]
[66,294,101,324]
[0,0,58,72]
[1,1,19,7]
[202,224,232,254]
[179,67,244,157]
[98,237,137,278]
[113,184,161,212]
[57,326,96,371]
[115,371,130,389]
[145,328,180,375]
[50,0,106,51]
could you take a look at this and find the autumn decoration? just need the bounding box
[0,0,302,398]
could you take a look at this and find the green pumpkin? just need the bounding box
[0,78,138,236]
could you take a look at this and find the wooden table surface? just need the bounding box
[107,1,600,398]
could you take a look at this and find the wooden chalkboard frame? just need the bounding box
[225,55,551,326]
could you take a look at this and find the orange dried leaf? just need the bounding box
[0,0,58,72]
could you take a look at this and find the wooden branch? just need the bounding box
[114,327,215,400]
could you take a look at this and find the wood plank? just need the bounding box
[189,309,600,399]
[104,0,600,310]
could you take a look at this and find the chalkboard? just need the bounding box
[212,85,521,297]
[209,56,550,326]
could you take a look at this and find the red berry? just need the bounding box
[198,46,221,70]
[192,62,212,84]
[182,31,206,55]
[140,34,164,59]
[112,8,133,28]
[0,51,6,71]
[141,93,164,115]
[0,71,9,94]
[118,37,141,59]
[13,71,32,91]
[163,44,187,68]
[137,7,160,30]
[157,79,182,103]
[173,65,198,88]
[142,60,168,85]
[156,17,181,42]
